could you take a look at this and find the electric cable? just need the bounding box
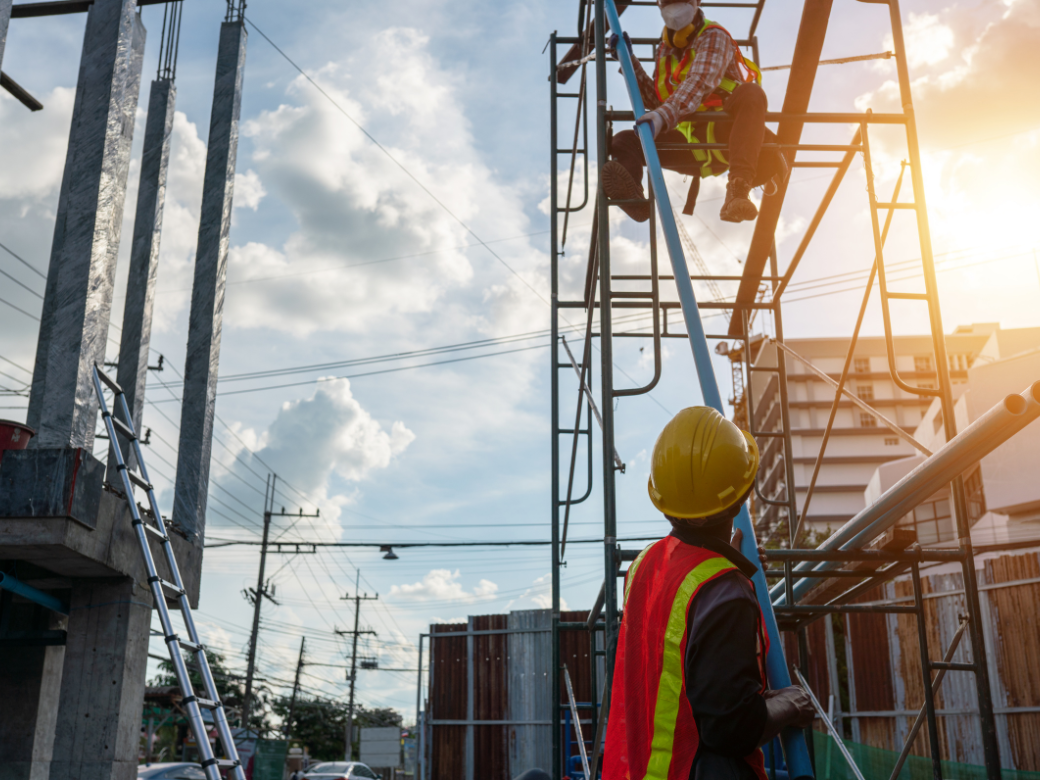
[243,16,548,305]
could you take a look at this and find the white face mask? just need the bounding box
[661,2,697,31]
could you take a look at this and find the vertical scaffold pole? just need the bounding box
[549,31,563,780]
[884,1,1001,772]
[593,0,621,702]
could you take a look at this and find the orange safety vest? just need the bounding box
[654,19,762,178]
[603,536,770,780]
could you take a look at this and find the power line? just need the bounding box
[0,240,46,279]
[243,15,548,304]
[205,535,661,549]
[155,231,552,293]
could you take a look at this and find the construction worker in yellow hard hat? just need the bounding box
[604,407,814,780]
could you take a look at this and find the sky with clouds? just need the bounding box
[1,0,1038,725]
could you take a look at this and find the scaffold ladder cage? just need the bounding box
[548,0,1004,779]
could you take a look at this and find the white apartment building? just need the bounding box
[744,323,1040,541]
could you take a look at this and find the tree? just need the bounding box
[272,694,347,761]
[149,651,274,735]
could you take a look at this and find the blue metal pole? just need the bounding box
[0,571,69,615]
[601,2,813,776]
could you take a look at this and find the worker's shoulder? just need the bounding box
[692,567,758,612]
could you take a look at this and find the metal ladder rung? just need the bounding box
[139,521,169,542]
[107,414,136,441]
[127,470,152,491]
[149,576,185,597]
[179,637,205,652]
[875,201,917,210]
[886,291,929,301]
[195,697,220,709]
[95,366,122,394]
[214,760,241,768]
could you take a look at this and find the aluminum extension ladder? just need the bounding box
[91,364,244,780]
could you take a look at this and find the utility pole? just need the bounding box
[241,474,320,731]
[337,571,378,760]
[284,637,306,738]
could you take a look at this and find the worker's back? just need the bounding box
[603,534,770,780]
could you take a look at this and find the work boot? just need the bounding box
[719,176,758,223]
[602,160,650,223]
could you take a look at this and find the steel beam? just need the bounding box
[26,0,144,449]
[172,19,246,542]
[728,0,833,336]
[109,76,175,480]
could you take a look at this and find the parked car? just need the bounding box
[303,761,380,780]
[138,764,207,780]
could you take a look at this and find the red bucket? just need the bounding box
[0,420,35,452]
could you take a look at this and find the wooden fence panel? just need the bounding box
[984,552,1040,771]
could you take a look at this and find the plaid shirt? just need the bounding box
[632,14,746,133]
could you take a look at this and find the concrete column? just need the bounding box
[26,0,145,450]
[173,20,246,542]
[0,0,12,71]
[108,76,176,480]
[0,594,67,780]
[50,578,153,780]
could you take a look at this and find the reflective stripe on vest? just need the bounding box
[653,19,762,178]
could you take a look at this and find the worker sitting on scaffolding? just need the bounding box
[604,408,814,780]
[603,0,788,224]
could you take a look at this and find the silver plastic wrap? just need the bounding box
[110,77,176,479]
[27,0,144,450]
[173,21,247,543]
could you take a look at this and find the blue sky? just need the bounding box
[1,0,1038,725]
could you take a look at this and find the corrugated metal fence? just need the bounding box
[424,610,596,780]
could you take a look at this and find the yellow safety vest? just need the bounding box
[654,18,762,178]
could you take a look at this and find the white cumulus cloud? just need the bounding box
[388,569,498,603]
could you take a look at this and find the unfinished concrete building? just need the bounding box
[0,0,247,777]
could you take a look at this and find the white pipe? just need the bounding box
[772,381,1040,604]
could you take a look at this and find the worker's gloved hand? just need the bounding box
[607,32,633,61]
[636,109,667,140]
[758,686,816,746]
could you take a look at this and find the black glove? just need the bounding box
[758,686,816,746]
[607,31,633,61]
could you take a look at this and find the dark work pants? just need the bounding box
[612,83,785,189]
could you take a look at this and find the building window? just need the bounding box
[884,438,899,446]
[854,358,870,374]
[914,356,933,372]
[899,498,955,545]
[856,384,874,401]
[949,353,974,372]
[859,412,877,428]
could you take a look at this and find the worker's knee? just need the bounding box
[732,82,767,111]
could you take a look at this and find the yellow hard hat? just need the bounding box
[647,406,760,520]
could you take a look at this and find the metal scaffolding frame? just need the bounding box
[548,1,1010,778]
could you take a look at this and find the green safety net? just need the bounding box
[808,730,1040,780]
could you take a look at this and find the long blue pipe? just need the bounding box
[0,570,69,615]
[601,2,813,776]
